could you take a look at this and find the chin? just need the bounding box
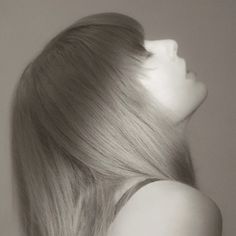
[176,83,208,125]
[185,85,208,122]
[195,81,208,106]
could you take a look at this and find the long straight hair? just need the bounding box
[10,12,198,236]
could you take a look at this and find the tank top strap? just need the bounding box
[114,177,161,218]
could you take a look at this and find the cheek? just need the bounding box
[143,78,206,116]
[145,72,186,100]
[159,81,207,117]
[139,64,207,118]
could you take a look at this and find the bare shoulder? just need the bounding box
[108,180,222,236]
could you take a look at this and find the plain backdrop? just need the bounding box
[0,0,235,235]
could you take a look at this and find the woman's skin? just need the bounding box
[109,40,222,236]
[111,40,216,234]
[114,39,208,202]
[140,39,208,126]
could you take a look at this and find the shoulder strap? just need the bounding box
[114,178,161,218]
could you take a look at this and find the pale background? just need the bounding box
[0,0,235,235]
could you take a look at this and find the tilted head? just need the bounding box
[139,39,208,123]
[10,12,199,236]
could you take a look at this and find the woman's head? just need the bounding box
[11,12,198,236]
[139,39,208,124]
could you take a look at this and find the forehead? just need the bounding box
[143,40,162,53]
[143,40,152,49]
[144,39,178,48]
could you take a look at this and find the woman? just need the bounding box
[10,12,222,236]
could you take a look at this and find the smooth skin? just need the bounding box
[108,40,222,236]
[108,180,222,236]
[139,39,208,125]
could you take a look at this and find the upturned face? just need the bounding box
[139,39,208,123]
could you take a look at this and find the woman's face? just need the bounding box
[139,39,208,123]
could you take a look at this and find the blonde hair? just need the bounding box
[10,12,198,236]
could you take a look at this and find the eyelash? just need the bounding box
[146,51,154,58]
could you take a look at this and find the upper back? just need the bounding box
[108,179,222,236]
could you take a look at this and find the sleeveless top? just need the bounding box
[113,177,162,219]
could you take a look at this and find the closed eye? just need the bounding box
[146,50,154,59]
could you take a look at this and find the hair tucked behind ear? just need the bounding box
[10,12,198,236]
